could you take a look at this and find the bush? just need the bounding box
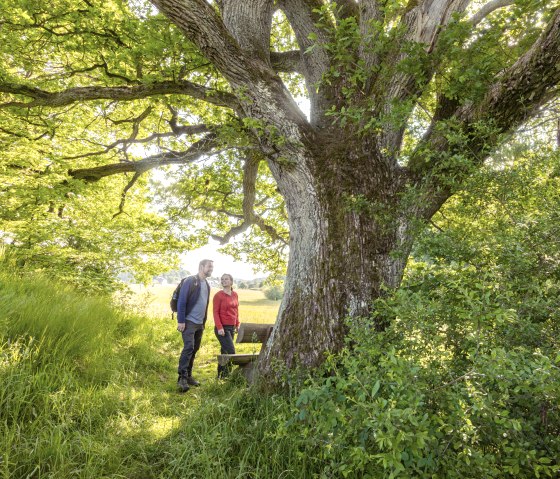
[264,284,284,300]
[274,263,560,478]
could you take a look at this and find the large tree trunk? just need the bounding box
[259,134,413,376]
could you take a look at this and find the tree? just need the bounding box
[264,283,284,301]
[1,0,559,379]
[0,156,185,290]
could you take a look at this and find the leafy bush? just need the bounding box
[264,284,284,300]
[275,263,560,478]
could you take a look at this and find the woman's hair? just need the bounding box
[221,273,234,288]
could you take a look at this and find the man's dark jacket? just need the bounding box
[177,275,210,324]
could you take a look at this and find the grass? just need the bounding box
[1,273,288,479]
[4,272,558,478]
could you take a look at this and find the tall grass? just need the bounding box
[0,272,180,477]
[0,271,307,479]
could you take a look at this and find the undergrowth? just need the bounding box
[2,267,559,478]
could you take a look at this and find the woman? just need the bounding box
[213,273,240,378]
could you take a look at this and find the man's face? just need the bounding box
[201,262,214,277]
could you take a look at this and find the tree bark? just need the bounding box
[259,133,412,376]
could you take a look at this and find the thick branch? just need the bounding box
[150,0,312,147]
[212,155,288,245]
[409,7,560,211]
[275,0,334,125]
[211,222,251,243]
[69,134,218,182]
[359,0,383,78]
[0,80,237,109]
[150,0,253,84]
[221,0,274,62]
[270,50,303,73]
[469,0,515,27]
[372,0,470,154]
[402,0,470,49]
[466,7,560,134]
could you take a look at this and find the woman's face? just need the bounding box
[221,275,232,287]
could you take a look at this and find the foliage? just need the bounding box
[283,306,559,478]
[263,283,284,301]
[1,0,557,297]
[1,0,560,448]
[416,141,560,325]
[0,0,289,288]
[276,248,560,476]
[0,0,557,343]
[152,153,289,276]
[0,171,186,291]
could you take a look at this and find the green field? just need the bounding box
[130,284,280,324]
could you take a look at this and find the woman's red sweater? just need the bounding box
[213,290,240,329]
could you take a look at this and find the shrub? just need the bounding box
[264,284,284,300]
[275,263,560,478]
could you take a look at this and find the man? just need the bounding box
[176,259,213,392]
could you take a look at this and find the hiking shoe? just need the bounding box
[177,376,190,392]
[186,376,200,387]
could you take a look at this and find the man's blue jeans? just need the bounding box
[178,320,204,378]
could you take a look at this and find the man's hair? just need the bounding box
[199,259,213,269]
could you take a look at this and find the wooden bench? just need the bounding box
[217,322,273,380]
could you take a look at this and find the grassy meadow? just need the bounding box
[130,283,279,323]
[0,274,293,479]
[3,272,558,478]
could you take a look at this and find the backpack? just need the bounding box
[170,276,200,318]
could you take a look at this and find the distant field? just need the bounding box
[129,284,279,324]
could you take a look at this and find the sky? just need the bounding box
[181,239,264,280]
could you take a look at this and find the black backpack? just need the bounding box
[170,276,199,318]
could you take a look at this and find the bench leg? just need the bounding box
[239,362,257,382]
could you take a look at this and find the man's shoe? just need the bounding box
[186,376,200,387]
[177,376,190,392]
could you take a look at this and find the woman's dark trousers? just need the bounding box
[215,325,236,377]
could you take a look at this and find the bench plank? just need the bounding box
[216,323,274,380]
[217,353,258,366]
